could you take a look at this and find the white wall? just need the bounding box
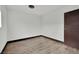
[0,6,7,53]
[7,10,40,41]
[0,11,1,28]
[42,5,79,42]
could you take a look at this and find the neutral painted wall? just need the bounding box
[0,11,1,28]
[0,6,7,53]
[7,10,40,41]
[42,5,79,42]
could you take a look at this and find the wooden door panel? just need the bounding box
[64,9,79,49]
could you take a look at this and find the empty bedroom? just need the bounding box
[0,5,79,54]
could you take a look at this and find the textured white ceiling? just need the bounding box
[7,5,63,15]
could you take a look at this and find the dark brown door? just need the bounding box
[64,9,79,49]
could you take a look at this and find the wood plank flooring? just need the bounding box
[3,37,79,54]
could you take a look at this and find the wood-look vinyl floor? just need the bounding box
[3,37,79,54]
